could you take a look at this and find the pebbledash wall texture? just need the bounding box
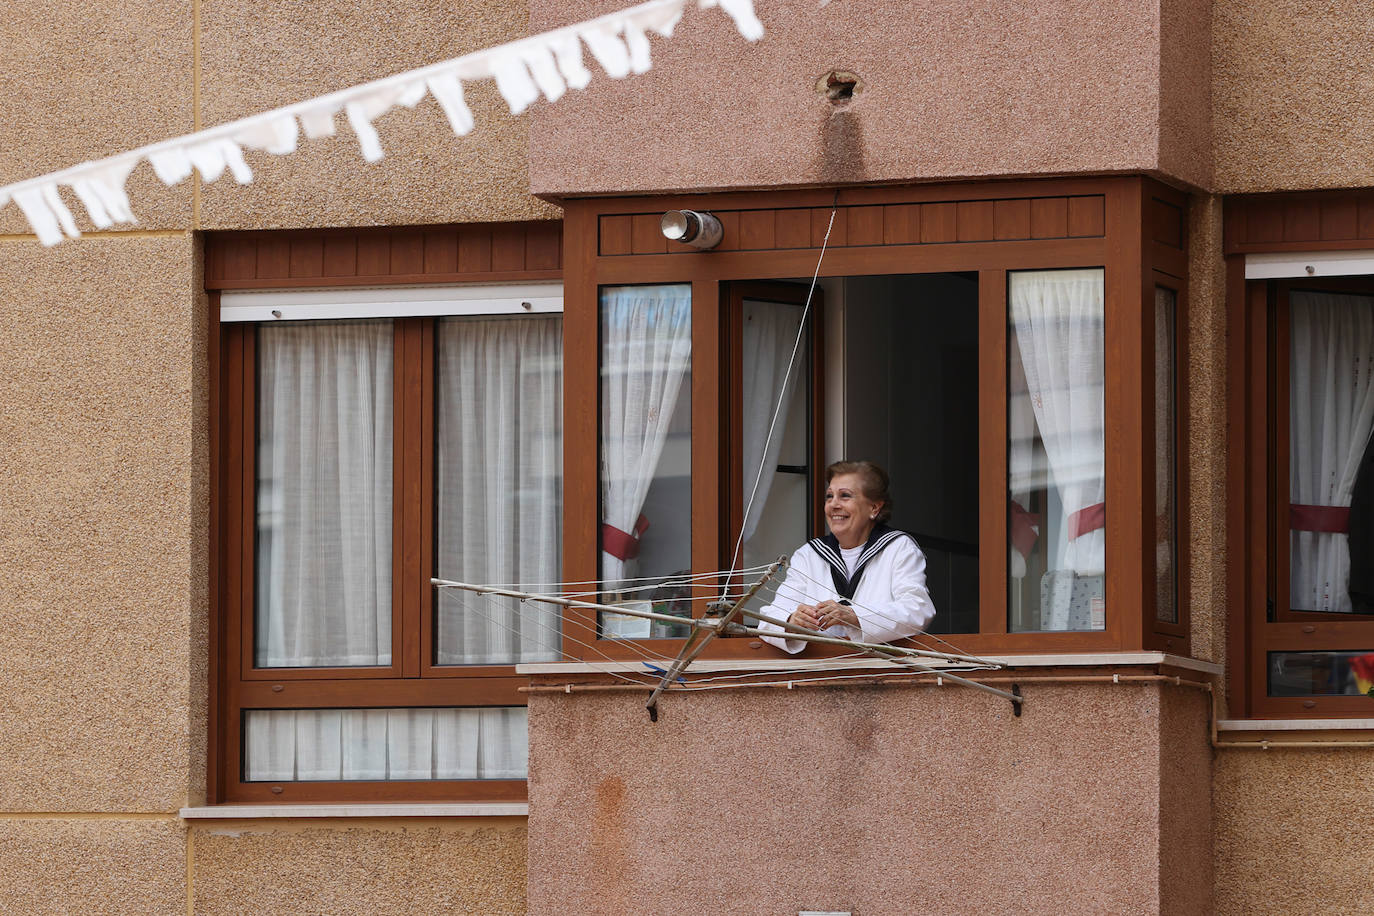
[1,0,1373,913]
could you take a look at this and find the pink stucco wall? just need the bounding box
[527,681,1211,915]
[530,0,1212,197]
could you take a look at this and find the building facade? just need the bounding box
[2,1,1372,912]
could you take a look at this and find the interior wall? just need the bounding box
[835,274,980,630]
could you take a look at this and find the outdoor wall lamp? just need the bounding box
[661,209,723,249]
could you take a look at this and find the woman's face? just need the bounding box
[825,472,881,548]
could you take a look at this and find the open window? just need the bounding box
[564,180,1187,660]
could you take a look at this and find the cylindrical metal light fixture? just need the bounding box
[661,209,723,250]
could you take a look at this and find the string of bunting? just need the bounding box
[0,0,763,246]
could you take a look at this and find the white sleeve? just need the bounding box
[756,547,816,655]
[853,539,936,645]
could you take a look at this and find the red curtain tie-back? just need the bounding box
[1289,504,1350,533]
[1068,502,1106,540]
[602,514,650,561]
[1010,500,1042,560]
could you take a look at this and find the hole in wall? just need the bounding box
[816,70,862,104]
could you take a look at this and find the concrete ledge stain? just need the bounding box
[591,775,628,900]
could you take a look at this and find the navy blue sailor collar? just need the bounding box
[806,523,909,600]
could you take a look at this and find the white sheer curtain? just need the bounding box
[436,315,563,664]
[244,708,528,781]
[1289,291,1374,612]
[256,320,393,667]
[1009,269,1106,631]
[1007,342,1040,581]
[741,299,803,546]
[599,285,692,586]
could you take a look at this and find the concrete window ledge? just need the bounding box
[1217,718,1374,733]
[179,803,528,819]
[517,651,1222,676]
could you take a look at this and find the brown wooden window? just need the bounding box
[561,178,1189,662]
[211,282,561,803]
[1239,276,1374,716]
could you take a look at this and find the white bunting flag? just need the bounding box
[0,0,763,246]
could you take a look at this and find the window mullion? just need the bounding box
[691,277,721,612]
[394,318,427,678]
[978,269,1009,635]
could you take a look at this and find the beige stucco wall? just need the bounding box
[0,237,203,812]
[528,681,1212,916]
[0,0,550,240]
[1186,193,1229,668]
[0,0,195,235]
[1215,749,1374,914]
[1214,0,1374,193]
[530,0,1212,196]
[1160,0,1215,189]
[0,818,187,915]
[0,1,545,907]
[197,0,556,229]
[190,818,526,914]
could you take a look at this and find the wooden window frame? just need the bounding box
[1233,274,1374,717]
[561,177,1190,662]
[207,223,561,804]
[1221,191,1374,718]
[722,281,827,569]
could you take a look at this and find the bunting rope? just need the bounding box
[0,0,764,246]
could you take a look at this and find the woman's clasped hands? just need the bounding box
[789,599,859,634]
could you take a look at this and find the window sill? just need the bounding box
[1218,718,1374,733]
[1215,718,1374,747]
[517,651,1222,676]
[179,803,528,820]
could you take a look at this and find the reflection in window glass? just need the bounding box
[435,316,563,665]
[256,320,393,668]
[1156,288,1178,624]
[599,285,693,638]
[1007,269,1106,632]
[1268,651,1374,696]
[1288,290,1374,613]
[244,707,527,781]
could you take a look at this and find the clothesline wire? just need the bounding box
[448,592,997,695]
[453,563,777,595]
[438,571,998,681]
[435,560,998,671]
[464,587,676,669]
[449,589,668,686]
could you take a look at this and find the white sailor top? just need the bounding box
[757,525,936,655]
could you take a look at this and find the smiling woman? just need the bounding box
[755,460,937,654]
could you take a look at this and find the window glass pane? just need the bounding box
[1007,269,1106,632]
[1155,287,1178,624]
[1268,651,1374,697]
[243,707,528,781]
[256,320,393,667]
[599,284,692,638]
[1288,290,1374,613]
[435,316,563,665]
[741,298,808,570]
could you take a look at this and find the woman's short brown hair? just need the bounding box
[824,460,892,524]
